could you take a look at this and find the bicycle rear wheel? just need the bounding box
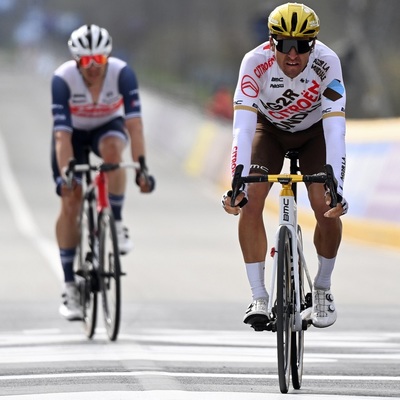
[291,225,305,389]
[77,197,98,339]
[98,209,121,341]
[276,226,293,394]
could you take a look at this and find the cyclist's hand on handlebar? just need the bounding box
[323,164,348,218]
[56,176,79,196]
[324,192,348,218]
[221,190,247,215]
[135,156,155,193]
[135,170,155,193]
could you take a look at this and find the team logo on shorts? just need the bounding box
[241,75,259,98]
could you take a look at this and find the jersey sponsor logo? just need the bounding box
[72,94,87,104]
[270,77,284,88]
[254,55,276,78]
[231,146,238,175]
[130,99,141,108]
[250,164,269,173]
[323,79,344,101]
[311,58,330,81]
[270,84,284,88]
[260,80,322,130]
[53,113,66,121]
[241,75,259,98]
[70,98,123,118]
[322,106,345,115]
[340,156,346,184]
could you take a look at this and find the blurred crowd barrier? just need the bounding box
[142,89,400,250]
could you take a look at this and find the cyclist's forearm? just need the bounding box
[54,130,74,175]
[231,108,257,177]
[322,116,346,196]
[125,117,146,162]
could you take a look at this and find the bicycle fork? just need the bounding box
[268,183,303,332]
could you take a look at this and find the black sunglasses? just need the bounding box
[272,38,314,54]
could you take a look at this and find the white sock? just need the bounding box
[245,261,268,300]
[314,255,336,290]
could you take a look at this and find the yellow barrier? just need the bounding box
[184,117,400,251]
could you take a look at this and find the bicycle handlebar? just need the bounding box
[65,159,140,174]
[63,159,140,189]
[64,157,155,190]
[230,164,338,208]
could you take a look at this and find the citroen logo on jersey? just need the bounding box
[241,75,259,98]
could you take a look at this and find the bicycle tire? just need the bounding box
[291,225,305,389]
[78,197,98,339]
[98,208,121,341]
[75,198,97,339]
[276,225,293,394]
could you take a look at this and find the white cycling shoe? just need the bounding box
[115,221,133,255]
[311,288,337,328]
[59,283,83,321]
[243,297,269,328]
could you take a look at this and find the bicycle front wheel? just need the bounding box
[77,197,98,339]
[276,226,293,394]
[98,209,121,341]
[291,225,305,389]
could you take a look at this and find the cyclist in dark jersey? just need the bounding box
[51,24,155,320]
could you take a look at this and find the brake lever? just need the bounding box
[230,164,244,207]
[64,158,77,189]
[138,155,150,184]
[324,164,338,208]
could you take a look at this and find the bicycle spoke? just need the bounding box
[291,224,306,389]
[99,210,121,341]
[276,226,293,394]
[76,198,98,339]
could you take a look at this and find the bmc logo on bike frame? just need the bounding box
[283,198,290,222]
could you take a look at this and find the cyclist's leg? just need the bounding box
[52,130,86,320]
[91,117,128,193]
[240,118,285,326]
[91,118,132,254]
[300,126,341,327]
[53,129,88,277]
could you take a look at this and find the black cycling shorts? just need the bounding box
[51,117,128,186]
[250,115,326,176]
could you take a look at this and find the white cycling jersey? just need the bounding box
[51,57,141,132]
[231,39,346,195]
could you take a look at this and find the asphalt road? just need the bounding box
[0,61,399,399]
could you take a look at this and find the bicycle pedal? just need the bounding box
[302,319,312,330]
[266,320,276,332]
[75,269,84,278]
[251,322,268,332]
[120,271,127,276]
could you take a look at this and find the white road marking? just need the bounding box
[0,328,398,366]
[0,371,399,382]
[0,390,395,400]
[0,131,62,281]
[0,328,398,398]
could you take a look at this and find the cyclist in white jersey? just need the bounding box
[51,24,155,321]
[222,3,348,329]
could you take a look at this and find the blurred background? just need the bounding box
[0,0,399,119]
[0,0,399,249]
